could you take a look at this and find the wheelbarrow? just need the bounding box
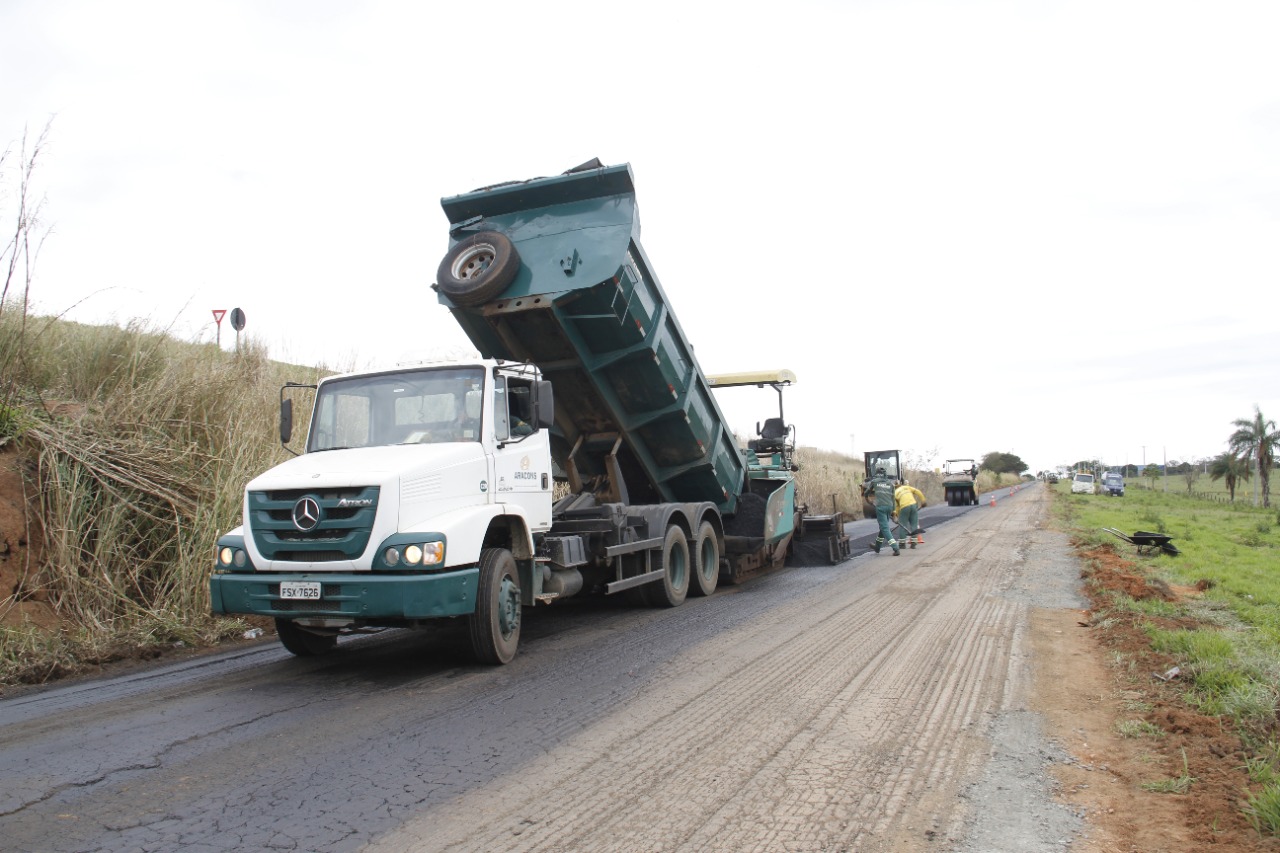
[1102,528,1180,556]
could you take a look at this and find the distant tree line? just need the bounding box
[1043,405,1279,506]
[979,451,1028,475]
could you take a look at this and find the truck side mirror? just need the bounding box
[533,380,554,429]
[280,398,293,446]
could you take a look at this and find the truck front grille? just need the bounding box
[248,486,380,563]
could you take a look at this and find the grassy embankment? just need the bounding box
[0,313,325,685]
[1054,482,1280,835]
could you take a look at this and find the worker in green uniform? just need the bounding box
[863,467,900,556]
[893,479,927,548]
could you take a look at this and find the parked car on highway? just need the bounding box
[1071,473,1095,494]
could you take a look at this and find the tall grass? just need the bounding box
[790,448,1023,517]
[0,311,325,683]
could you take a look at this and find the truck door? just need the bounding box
[493,373,553,532]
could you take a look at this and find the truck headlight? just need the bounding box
[401,542,444,566]
[214,538,251,571]
[378,538,445,569]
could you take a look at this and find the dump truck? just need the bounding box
[943,458,980,506]
[211,159,843,664]
[860,449,903,519]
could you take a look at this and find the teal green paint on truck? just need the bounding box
[438,163,747,515]
[209,569,479,620]
[764,479,797,543]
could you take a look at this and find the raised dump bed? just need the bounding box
[437,162,747,514]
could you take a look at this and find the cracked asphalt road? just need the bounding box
[0,483,1084,852]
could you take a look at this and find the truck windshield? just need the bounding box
[307,367,485,451]
[866,452,900,480]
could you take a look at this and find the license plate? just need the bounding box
[279,581,322,601]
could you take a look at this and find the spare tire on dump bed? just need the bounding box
[436,231,521,306]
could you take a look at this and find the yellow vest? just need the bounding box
[894,485,925,511]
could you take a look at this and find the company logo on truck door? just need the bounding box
[513,455,538,481]
[291,497,321,531]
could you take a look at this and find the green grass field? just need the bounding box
[1071,466,1272,504]
[1054,482,1280,834]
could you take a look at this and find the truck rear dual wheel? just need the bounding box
[469,548,522,664]
[690,520,720,597]
[436,231,521,307]
[646,524,691,608]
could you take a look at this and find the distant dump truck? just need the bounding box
[943,458,980,506]
[211,160,846,664]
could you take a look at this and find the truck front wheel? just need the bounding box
[690,520,720,597]
[647,524,690,608]
[469,548,522,664]
[275,618,338,657]
[436,231,521,306]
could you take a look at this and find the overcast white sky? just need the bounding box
[3,0,1277,475]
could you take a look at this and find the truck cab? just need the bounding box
[1102,472,1125,496]
[1071,473,1096,494]
[211,360,555,660]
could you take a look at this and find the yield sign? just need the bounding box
[212,309,226,325]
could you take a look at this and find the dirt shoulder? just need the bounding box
[1033,505,1277,852]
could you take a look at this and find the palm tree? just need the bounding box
[1208,452,1251,502]
[1228,405,1280,508]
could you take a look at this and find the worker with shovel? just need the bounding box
[893,479,927,548]
[863,467,900,556]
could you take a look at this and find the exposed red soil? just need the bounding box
[0,444,56,631]
[1045,542,1280,852]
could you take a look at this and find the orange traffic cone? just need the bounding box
[989,494,996,507]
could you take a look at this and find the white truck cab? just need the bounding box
[211,359,554,660]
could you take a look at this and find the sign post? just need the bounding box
[212,309,226,348]
[230,307,246,352]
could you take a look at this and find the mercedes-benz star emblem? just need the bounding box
[292,497,321,532]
